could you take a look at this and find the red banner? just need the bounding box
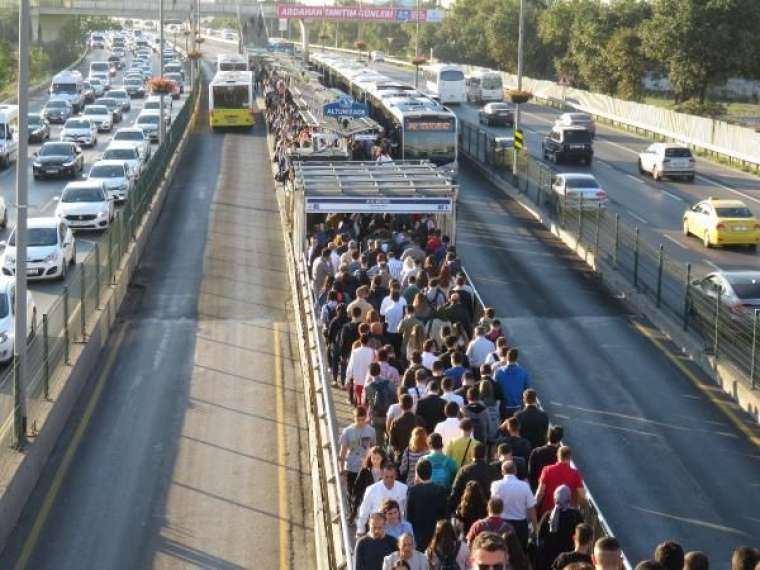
[275,5,443,23]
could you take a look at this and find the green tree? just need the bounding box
[0,39,15,87]
[642,0,756,103]
[606,28,646,100]
[29,45,50,81]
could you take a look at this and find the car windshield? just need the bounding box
[90,165,124,178]
[40,143,73,156]
[716,207,753,218]
[564,130,592,143]
[65,120,89,129]
[166,73,181,82]
[62,187,104,202]
[569,114,591,122]
[104,149,135,160]
[86,107,108,115]
[126,80,142,86]
[138,115,159,125]
[489,104,510,111]
[565,177,600,188]
[28,115,41,126]
[665,147,693,158]
[90,80,102,86]
[481,76,502,90]
[0,294,7,319]
[115,131,143,141]
[145,101,159,109]
[730,279,760,300]
[51,83,77,95]
[10,228,57,247]
[46,100,67,108]
[108,91,127,98]
[97,99,117,108]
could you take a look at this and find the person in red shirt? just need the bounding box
[535,446,587,516]
[425,230,442,255]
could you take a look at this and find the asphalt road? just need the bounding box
[0,52,315,569]
[373,62,760,281]
[457,160,760,563]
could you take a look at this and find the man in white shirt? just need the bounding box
[356,464,409,535]
[440,377,465,409]
[421,339,439,371]
[387,251,404,281]
[407,369,428,409]
[466,326,497,369]
[434,401,462,448]
[346,333,376,405]
[380,291,407,334]
[489,460,537,551]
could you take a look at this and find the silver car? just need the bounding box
[555,112,596,138]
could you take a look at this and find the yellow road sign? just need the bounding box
[514,128,524,151]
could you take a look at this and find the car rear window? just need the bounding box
[565,177,600,188]
[716,207,753,218]
[564,130,591,143]
[665,147,692,158]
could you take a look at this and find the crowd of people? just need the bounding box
[262,58,760,570]
[305,213,759,570]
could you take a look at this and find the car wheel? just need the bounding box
[682,219,690,237]
[703,231,711,248]
[653,168,662,181]
[638,160,645,174]
[0,209,5,229]
[59,258,67,281]
[748,244,757,251]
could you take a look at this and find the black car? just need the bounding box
[478,102,515,127]
[32,142,84,179]
[41,99,73,124]
[27,114,50,143]
[542,126,594,165]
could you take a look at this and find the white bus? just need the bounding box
[466,70,504,103]
[216,54,248,72]
[209,71,254,129]
[421,63,466,105]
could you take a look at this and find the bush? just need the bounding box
[507,89,533,104]
[148,77,175,94]
[30,45,50,81]
[673,99,726,118]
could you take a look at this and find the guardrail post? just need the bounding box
[80,262,86,341]
[633,227,640,289]
[43,314,49,399]
[561,188,567,228]
[594,203,601,269]
[713,288,722,362]
[751,309,759,390]
[108,227,114,284]
[683,263,691,331]
[613,214,620,268]
[536,169,542,206]
[656,244,664,307]
[94,243,101,309]
[578,195,584,248]
[63,286,70,365]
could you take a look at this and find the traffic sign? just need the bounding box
[323,96,369,119]
[513,128,524,151]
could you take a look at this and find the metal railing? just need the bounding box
[0,70,199,452]
[460,120,759,392]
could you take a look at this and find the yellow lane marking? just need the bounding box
[632,320,760,449]
[15,325,128,570]
[273,322,289,568]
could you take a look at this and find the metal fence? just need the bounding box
[0,79,198,450]
[459,120,759,392]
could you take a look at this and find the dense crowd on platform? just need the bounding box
[261,62,760,570]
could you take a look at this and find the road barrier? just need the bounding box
[459,120,760,414]
[0,73,199,451]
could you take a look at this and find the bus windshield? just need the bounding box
[212,85,249,109]
[52,83,78,95]
[440,70,464,81]
[403,117,457,166]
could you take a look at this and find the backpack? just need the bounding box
[370,379,394,419]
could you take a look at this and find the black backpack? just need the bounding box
[437,541,462,570]
[370,379,394,419]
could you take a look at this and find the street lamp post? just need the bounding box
[415,0,420,58]
[513,0,525,177]
[13,0,31,448]
[159,0,166,144]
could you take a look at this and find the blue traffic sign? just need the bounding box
[323,96,369,119]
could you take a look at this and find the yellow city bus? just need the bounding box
[209,71,254,129]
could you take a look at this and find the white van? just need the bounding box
[89,61,110,78]
[0,105,18,169]
[50,70,85,113]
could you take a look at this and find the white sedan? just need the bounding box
[112,127,151,164]
[87,160,134,203]
[60,118,98,147]
[55,180,115,231]
[81,105,113,133]
[0,217,76,281]
[551,173,608,210]
[638,143,695,182]
[0,276,37,364]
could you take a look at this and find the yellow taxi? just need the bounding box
[683,198,760,249]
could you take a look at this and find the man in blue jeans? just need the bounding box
[494,348,530,420]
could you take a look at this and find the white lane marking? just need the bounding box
[627,210,649,225]
[626,173,645,184]
[703,259,721,270]
[663,234,688,249]
[662,190,684,202]
[36,197,58,214]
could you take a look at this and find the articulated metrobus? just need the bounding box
[209,71,255,129]
[216,53,249,72]
[465,70,504,103]
[420,63,466,105]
